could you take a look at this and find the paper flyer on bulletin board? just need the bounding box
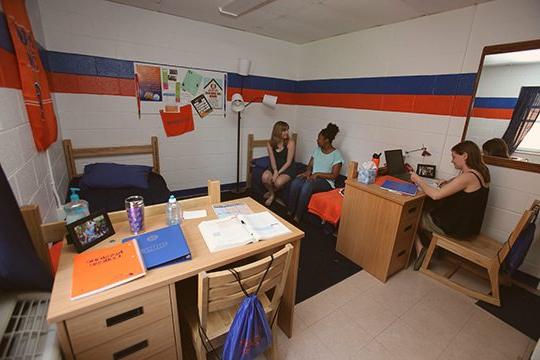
[134,62,226,118]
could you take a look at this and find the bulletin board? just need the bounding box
[134,62,226,118]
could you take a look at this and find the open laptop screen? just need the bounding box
[385,149,405,175]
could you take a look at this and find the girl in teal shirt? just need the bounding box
[288,123,344,223]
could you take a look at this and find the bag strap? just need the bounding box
[229,254,274,297]
[197,313,221,360]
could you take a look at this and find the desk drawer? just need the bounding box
[401,199,422,222]
[67,286,171,353]
[76,317,175,360]
[388,219,416,276]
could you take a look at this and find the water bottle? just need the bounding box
[166,195,181,225]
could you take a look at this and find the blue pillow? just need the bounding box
[80,163,152,189]
[253,157,270,169]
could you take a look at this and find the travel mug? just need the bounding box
[125,196,145,234]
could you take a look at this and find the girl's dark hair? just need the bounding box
[482,138,510,158]
[320,123,339,143]
[452,140,491,183]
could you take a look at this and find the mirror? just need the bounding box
[462,39,540,173]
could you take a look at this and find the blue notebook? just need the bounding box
[122,225,191,269]
[380,180,418,196]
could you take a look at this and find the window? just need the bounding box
[516,102,540,153]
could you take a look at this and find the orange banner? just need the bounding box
[3,0,57,151]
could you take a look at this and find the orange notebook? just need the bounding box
[71,240,146,300]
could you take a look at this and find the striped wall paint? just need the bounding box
[0,11,514,120]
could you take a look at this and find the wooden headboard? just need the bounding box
[246,133,298,189]
[63,136,160,180]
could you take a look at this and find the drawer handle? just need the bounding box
[403,224,413,232]
[106,307,144,327]
[113,340,148,359]
[397,250,406,257]
[408,207,417,214]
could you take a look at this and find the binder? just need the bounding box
[380,180,418,196]
[123,225,191,269]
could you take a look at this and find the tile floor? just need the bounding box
[273,267,536,360]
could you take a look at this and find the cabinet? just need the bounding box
[336,180,425,282]
[65,286,177,359]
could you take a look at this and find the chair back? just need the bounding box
[198,244,293,330]
[499,199,539,261]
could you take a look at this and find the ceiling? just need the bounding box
[484,49,540,66]
[108,0,492,44]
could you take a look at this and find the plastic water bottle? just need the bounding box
[166,195,181,225]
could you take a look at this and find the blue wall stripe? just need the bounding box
[474,97,517,109]
[227,73,296,93]
[46,51,134,79]
[295,73,476,95]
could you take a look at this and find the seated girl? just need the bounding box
[288,123,344,223]
[410,140,490,270]
[261,121,296,206]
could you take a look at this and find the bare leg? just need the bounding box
[266,174,291,206]
[262,170,275,206]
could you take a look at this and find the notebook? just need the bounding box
[122,225,191,269]
[198,212,290,253]
[71,240,145,300]
[380,180,418,196]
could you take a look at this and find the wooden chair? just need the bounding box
[420,200,540,306]
[185,244,294,360]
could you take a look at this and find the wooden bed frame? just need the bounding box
[62,136,160,180]
[246,133,298,189]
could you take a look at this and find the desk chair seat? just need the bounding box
[185,244,293,360]
[420,200,539,306]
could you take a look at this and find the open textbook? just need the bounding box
[198,211,291,252]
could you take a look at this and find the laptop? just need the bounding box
[384,149,411,182]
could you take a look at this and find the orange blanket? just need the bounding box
[307,189,344,225]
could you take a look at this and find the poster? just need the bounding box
[191,94,213,118]
[203,78,224,109]
[134,62,226,117]
[136,64,162,102]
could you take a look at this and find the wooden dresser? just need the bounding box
[336,179,425,282]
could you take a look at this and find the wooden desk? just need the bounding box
[47,197,303,359]
[336,180,425,282]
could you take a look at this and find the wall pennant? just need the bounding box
[2,0,58,151]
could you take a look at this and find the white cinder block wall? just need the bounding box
[297,0,540,277]
[36,0,301,192]
[0,0,67,222]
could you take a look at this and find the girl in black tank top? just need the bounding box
[409,141,490,270]
[430,172,489,238]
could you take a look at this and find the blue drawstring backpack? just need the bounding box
[221,255,275,360]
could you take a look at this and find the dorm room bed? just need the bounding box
[63,137,170,212]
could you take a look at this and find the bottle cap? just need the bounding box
[168,195,176,203]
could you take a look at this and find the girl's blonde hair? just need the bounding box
[270,121,289,149]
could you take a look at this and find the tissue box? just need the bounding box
[358,168,377,184]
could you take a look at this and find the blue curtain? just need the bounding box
[502,87,540,154]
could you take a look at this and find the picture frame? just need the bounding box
[67,210,115,253]
[417,164,436,179]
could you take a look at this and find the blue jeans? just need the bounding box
[288,177,332,221]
